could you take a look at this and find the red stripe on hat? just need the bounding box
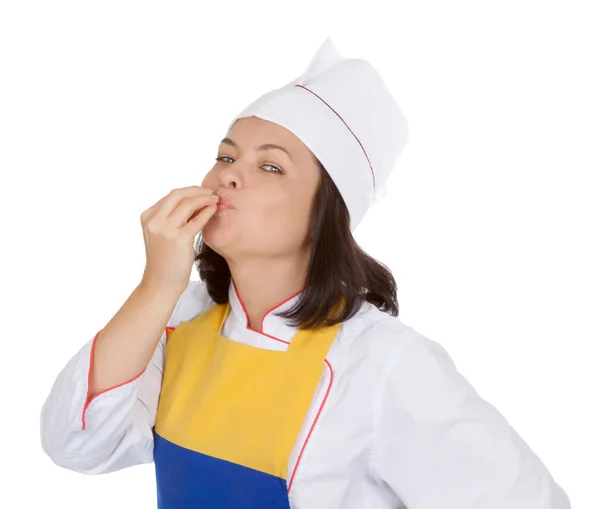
[295,84,376,189]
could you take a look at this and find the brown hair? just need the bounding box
[194,156,399,330]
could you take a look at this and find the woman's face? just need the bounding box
[201,115,321,262]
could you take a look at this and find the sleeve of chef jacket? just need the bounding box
[39,281,195,475]
[372,334,571,509]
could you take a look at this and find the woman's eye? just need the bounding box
[262,164,283,174]
[215,156,282,174]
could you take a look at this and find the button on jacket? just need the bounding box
[40,279,571,508]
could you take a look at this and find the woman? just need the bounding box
[40,38,570,508]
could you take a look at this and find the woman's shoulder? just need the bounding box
[339,301,459,381]
[343,301,422,353]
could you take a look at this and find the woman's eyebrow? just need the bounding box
[220,137,294,163]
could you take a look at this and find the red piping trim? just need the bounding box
[294,84,376,189]
[81,330,146,430]
[165,326,175,344]
[231,279,302,345]
[288,359,334,492]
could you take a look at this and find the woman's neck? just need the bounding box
[228,255,309,330]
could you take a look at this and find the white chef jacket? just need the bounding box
[40,279,571,508]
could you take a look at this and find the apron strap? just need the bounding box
[287,297,345,358]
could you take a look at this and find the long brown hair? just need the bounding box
[194,155,398,330]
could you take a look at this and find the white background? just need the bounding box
[1,1,597,507]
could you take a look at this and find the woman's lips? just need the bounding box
[216,202,235,212]
[216,195,236,209]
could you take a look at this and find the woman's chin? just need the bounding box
[201,217,233,247]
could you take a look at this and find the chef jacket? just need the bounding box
[40,279,571,508]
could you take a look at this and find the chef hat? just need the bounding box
[224,37,409,232]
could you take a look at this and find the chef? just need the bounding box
[40,37,571,508]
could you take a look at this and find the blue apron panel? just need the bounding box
[154,431,291,509]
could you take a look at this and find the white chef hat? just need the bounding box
[224,37,409,232]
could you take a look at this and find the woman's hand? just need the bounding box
[140,186,219,295]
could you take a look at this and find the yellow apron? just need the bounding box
[153,299,342,508]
